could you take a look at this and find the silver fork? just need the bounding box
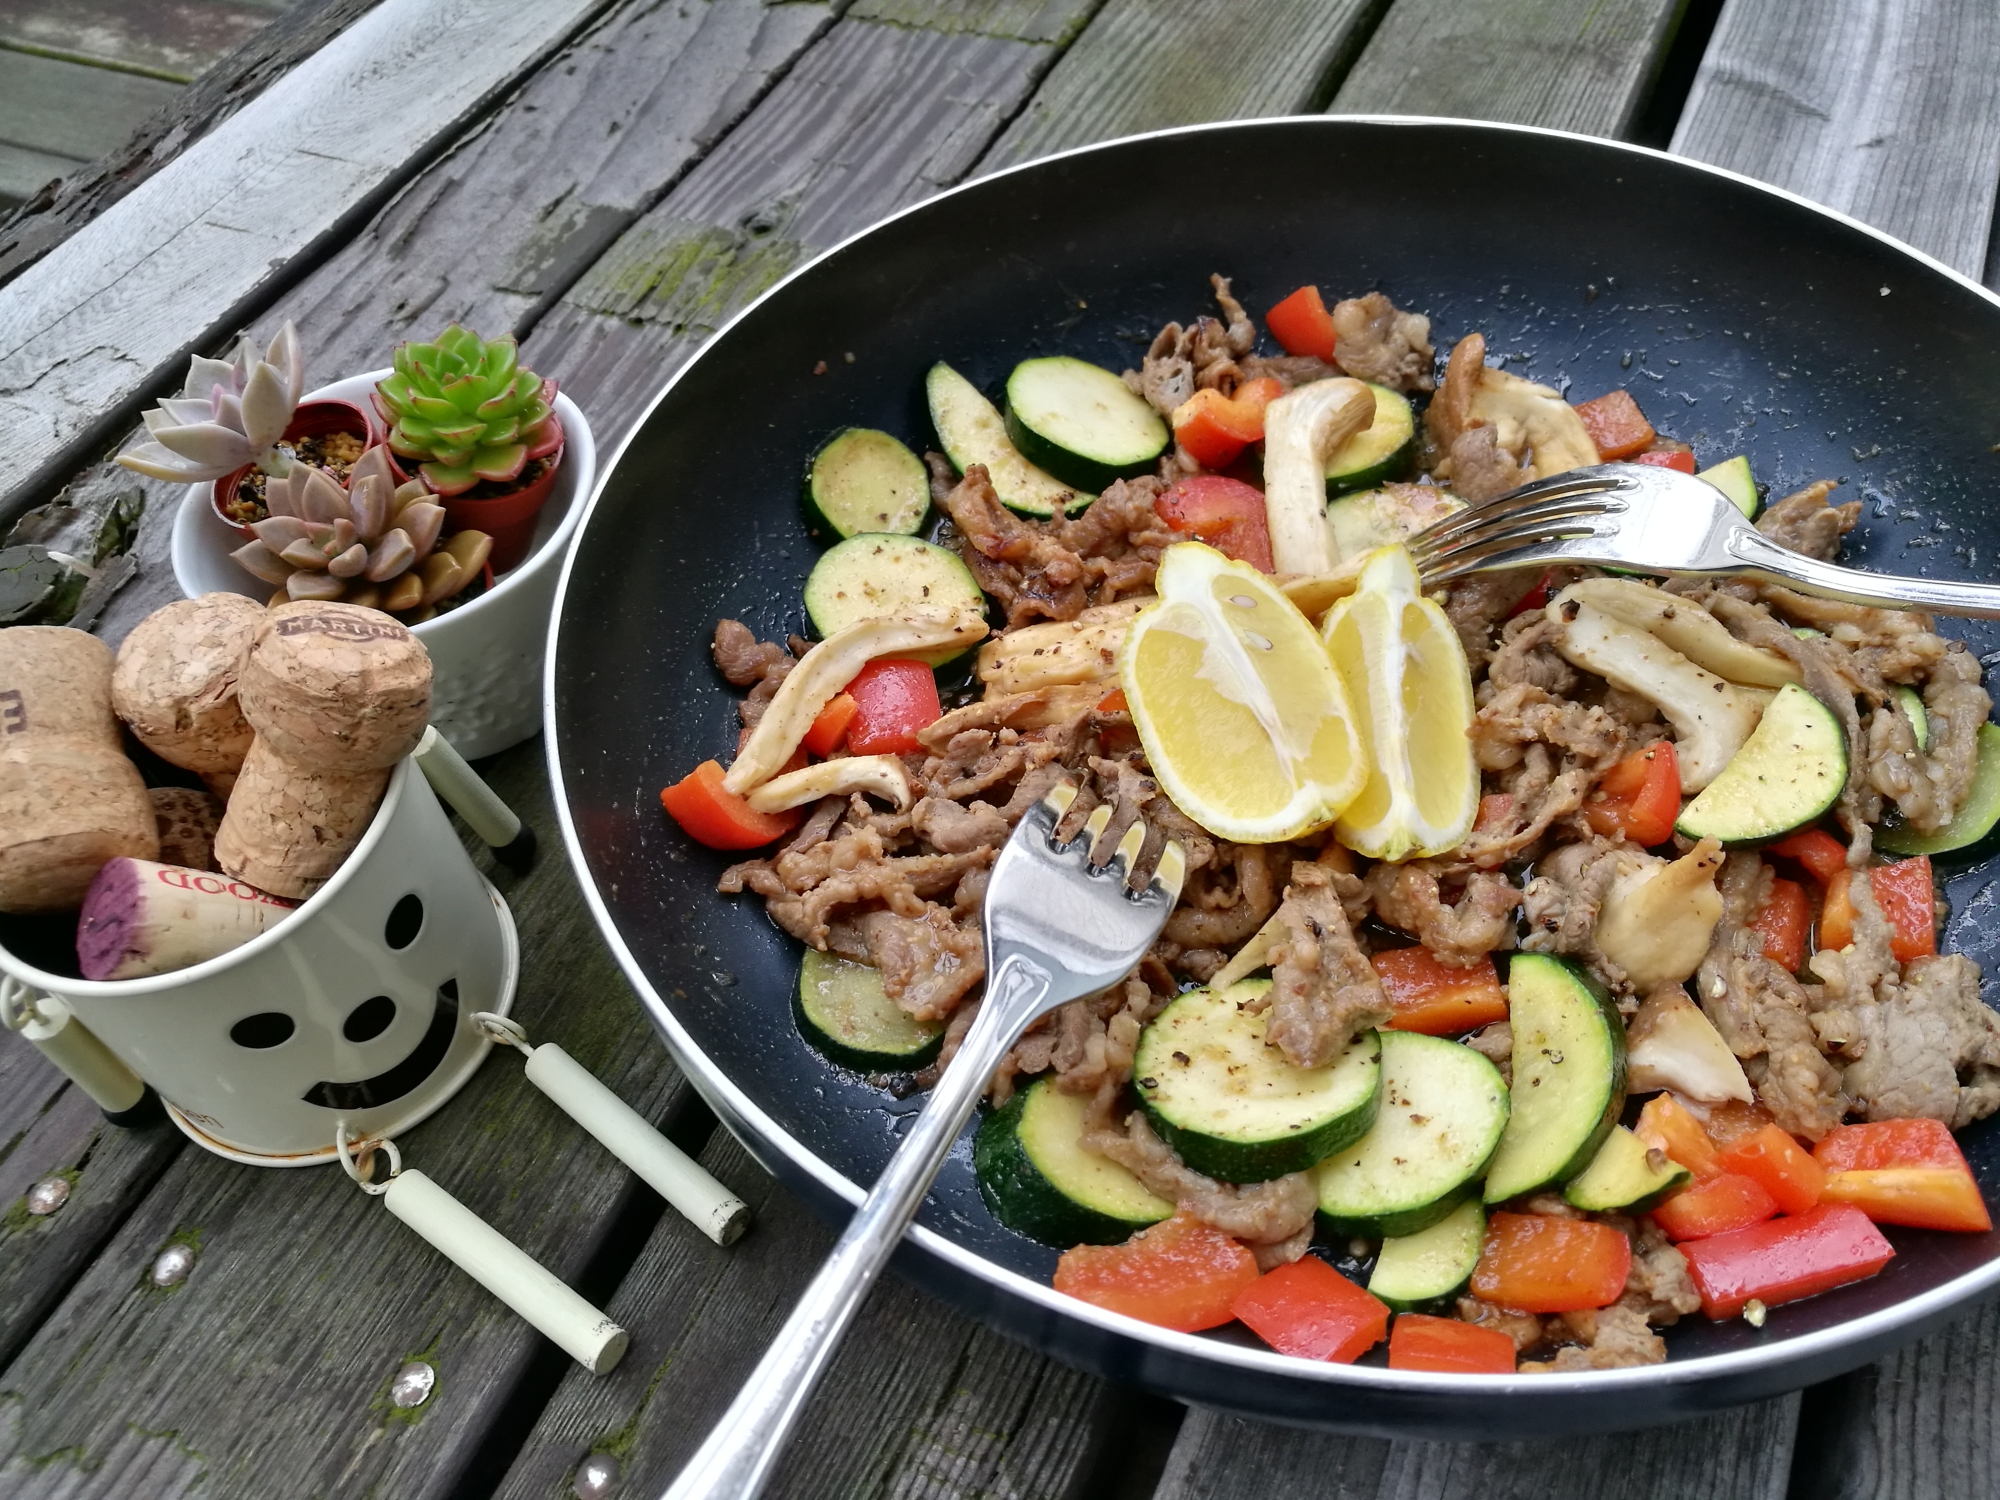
[1408,461,2000,617]
[660,783,1185,1500]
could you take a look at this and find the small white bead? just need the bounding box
[389,1360,436,1409]
[24,1177,69,1216]
[573,1452,620,1498]
[150,1243,197,1287]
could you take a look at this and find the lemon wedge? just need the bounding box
[1320,545,1478,861]
[1119,541,1364,843]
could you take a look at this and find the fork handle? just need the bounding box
[1727,528,2000,619]
[656,955,1049,1500]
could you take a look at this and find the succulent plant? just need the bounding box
[117,323,306,484]
[230,443,492,617]
[372,325,561,498]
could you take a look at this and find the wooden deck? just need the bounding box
[3,0,2000,1495]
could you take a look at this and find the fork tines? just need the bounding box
[1038,783,1185,906]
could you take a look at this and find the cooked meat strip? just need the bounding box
[935,462,1088,626]
[1265,861,1393,1068]
[1210,273,1257,359]
[1615,1213,1702,1325]
[1523,1305,1665,1372]
[910,795,1010,855]
[1164,844,1282,949]
[1442,567,1550,661]
[1365,861,1519,965]
[1330,291,1435,393]
[859,907,985,1021]
[1455,1296,1545,1353]
[1125,275,1262,413]
[712,618,790,685]
[1485,613,1579,697]
[1447,426,1532,503]
[1237,352,1338,388]
[1470,684,1629,773]
[1520,836,1626,988]
[1465,1020,1512,1085]
[1755,479,1860,562]
[1814,952,2000,1127]
[1042,974,1167,1098]
[1865,642,1989,833]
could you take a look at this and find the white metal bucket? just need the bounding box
[0,759,516,1165]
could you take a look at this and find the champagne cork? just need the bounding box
[111,595,262,796]
[214,602,431,898]
[150,786,225,871]
[76,857,295,980]
[0,627,159,913]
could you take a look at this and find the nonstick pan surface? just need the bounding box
[548,118,2000,1437]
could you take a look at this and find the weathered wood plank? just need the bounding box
[0,49,182,164]
[1783,1295,2000,1500]
[493,1129,1117,1500]
[1152,1396,1801,1500]
[0,0,288,84]
[0,143,81,209]
[0,0,622,522]
[0,0,383,286]
[0,738,705,1499]
[1669,0,2000,278]
[980,0,1385,173]
[1329,0,1686,140]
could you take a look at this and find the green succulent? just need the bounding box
[373,325,561,497]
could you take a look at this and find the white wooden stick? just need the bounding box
[382,1168,628,1374]
[16,995,146,1115]
[524,1043,752,1246]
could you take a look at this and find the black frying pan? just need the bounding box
[548,118,2000,1438]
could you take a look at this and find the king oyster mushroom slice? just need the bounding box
[744,756,914,814]
[1549,589,1769,791]
[1626,987,1753,1103]
[1564,578,1800,689]
[1261,377,1376,573]
[1593,838,1726,992]
[1465,365,1601,478]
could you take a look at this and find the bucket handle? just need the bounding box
[413,726,536,870]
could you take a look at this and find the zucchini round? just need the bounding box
[1562,1123,1691,1213]
[1481,954,1625,1205]
[796,949,943,1070]
[974,1077,1173,1246]
[1324,384,1416,497]
[927,361,1089,517]
[802,533,985,666]
[1879,720,2000,856]
[1696,454,1760,520]
[1675,681,1846,846]
[1134,979,1381,1183]
[1896,684,1930,752]
[1003,356,1169,492]
[1314,1031,1510,1238]
[1367,1198,1486,1313]
[805,427,930,540]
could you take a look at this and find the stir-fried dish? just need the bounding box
[660,274,2000,1375]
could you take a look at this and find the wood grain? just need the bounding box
[0,0,619,523]
[0,739,701,1499]
[1669,0,2000,277]
[1153,1395,1801,1500]
[1329,0,1686,140]
[492,1130,1117,1500]
[980,0,1387,173]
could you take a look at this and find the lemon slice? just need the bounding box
[1320,545,1478,861]
[1119,541,1364,843]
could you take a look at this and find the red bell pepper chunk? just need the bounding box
[1652,1171,1780,1241]
[1475,792,1514,830]
[1749,875,1809,974]
[1716,1123,1826,1216]
[1265,285,1338,361]
[1054,1212,1261,1332]
[803,692,858,757]
[659,759,800,850]
[1767,828,1848,886]
[1170,378,1285,469]
[1679,1203,1895,1320]
[1372,948,1509,1036]
[1387,1313,1518,1375]
[1154,476,1275,573]
[1631,448,1697,474]
[1582,740,1681,846]
[1819,857,1936,961]
[1505,571,1554,619]
[844,658,941,755]
[1097,687,1129,713]
[1230,1254,1389,1363]
[1470,1213,1630,1313]
[1821,1167,1992,1233]
[1574,390,1657,460]
[1635,1093,1724,1180]
[1814,1118,1969,1173]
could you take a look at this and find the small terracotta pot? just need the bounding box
[211,398,376,536]
[424,426,566,575]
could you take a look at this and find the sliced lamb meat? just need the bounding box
[1447,426,1532,503]
[1237,352,1338,388]
[712,618,790,685]
[1470,683,1629,773]
[1465,1020,1513,1085]
[1523,1304,1665,1372]
[1164,844,1282,949]
[935,462,1088,627]
[1330,291,1435,393]
[1125,275,1261,413]
[775,796,845,860]
[1209,273,1257,359]
[1364,861,1519,966]
[1521,836,1621,964]
[1864,642,1990,834]
[1813,953,2000,1127]
[1755,479,1860,562]
[1130,321,1197,414]
[1485,613,1579,697]
[1454,1296,1544,1354]
[859,907,985,1021]
[1040,974,1167,1098]
[1265,861,1393,1069]
[910,795,1010,855]
[1442,568,1548,660]
[1618,1215,1702,1324]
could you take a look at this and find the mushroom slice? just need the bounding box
[1466,366,1600,478]
[976,596,1153,695]
[1567,578,1799,689]
[1594,838,1726,992]
[1261,377,1375,573]
[1626,986,1753,1103]
[744,756,913,815]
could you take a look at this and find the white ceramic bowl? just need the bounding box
[172,371,595,759]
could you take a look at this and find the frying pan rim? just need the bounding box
[544,113,2000,1398]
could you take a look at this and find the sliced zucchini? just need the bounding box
[805,428,930,540]
[1896,684,1930,752]
[1313,1032,1510,1238]
[1133,979,1381,1183]
[1482,954,1625,1204]
[1675,681,1846,846]
[1003,356,1169,492]
[803,534,985,666]
[1325,482,1463,561]
[927,362,1089,517]
[1697,454,1760,520]
[1879,721,2000,856]
[1367,1198,1486,1313]
[1324,384,1416,497]
[1563,1123,1691,1213]
[796,949,943,1070]
[974,1077,1173,1246]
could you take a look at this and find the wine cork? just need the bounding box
[213,739,392,899]
[150,786,224,871]
[76,857,295,980]
[0,627,159,913]
[111,595,262,785]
